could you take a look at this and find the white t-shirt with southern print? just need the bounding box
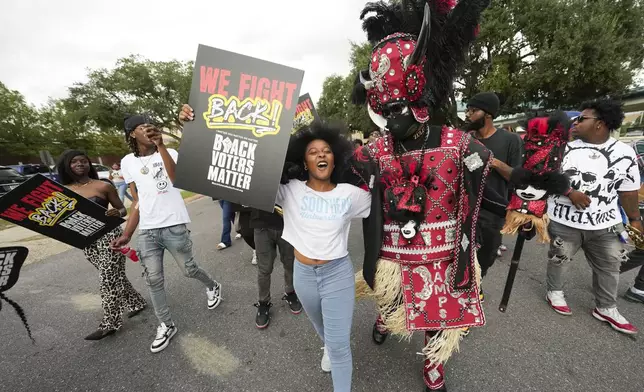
[121,149,191,230]
[548,138,640,230]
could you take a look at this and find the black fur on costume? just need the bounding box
[352,0,491,111]
[282,121,359,185]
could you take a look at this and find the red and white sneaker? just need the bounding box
[592,307,638,335]
[546,291,572,315]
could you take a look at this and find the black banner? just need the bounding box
[292,93,320,134]
[0,175,124,249]
[0,246,28,292]
[174,44,304,212]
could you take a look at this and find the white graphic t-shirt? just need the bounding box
[548,138,640,230]
[121,149,191,230]
[278,180,371,260]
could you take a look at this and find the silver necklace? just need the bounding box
[139,154,154,175]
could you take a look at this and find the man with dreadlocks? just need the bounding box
[111,115,223,353]
[350,1,496,391]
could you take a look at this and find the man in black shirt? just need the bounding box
[465,92,523,299]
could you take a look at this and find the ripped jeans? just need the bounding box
[547,221,628,309]
[138,224,217,325]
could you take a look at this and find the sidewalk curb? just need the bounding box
[184,194,205,204]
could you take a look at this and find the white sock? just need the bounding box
[631,286,644,295]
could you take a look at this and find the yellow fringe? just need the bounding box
[355,256,485,364]
[355,271,373,299]
[422,328,467,365]
[501,210,551,243]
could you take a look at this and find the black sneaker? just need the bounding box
[84,328,116,341]
[479,288,485,303]
[254,301,272,329]
[624,288,644,304]
[282,292,303,314]
[372,322,389,345]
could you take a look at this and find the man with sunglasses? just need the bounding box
[465,92,524,300]
[546,99,641,335]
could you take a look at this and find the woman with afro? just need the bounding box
[279,121,371,391]
[179,101,371,390]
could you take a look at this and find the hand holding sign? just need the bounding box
[179,104,195,123]
[173,44,304,212]
[0,175,125,249]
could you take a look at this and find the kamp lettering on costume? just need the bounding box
[292,93,320,134]
[0,246,34,343]
[0,174,124,249]
[175,44,305,212]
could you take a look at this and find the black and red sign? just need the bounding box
[0,175,124,249]
[174,44,304,212]
[292,93,320,134]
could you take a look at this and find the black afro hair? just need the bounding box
[283,121,356,184]
[579,98,625,131]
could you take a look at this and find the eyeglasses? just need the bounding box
[465,108,481,115]
[574,115,599,123]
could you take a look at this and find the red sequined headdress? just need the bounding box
[352,0,490,125]
[501,112,571,242]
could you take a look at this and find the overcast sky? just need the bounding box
[0,0,368,108]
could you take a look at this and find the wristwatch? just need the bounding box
[629,216,642,222]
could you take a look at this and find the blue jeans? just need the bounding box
[294,256,355,392]
[137,224,216,325]
[218,200,234,246]
[115,182,133,202]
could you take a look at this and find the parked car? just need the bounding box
[10,163,60,183]
[0,166,28,198]
[93,163,111,180]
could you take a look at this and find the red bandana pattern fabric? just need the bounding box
[366,33,429,123]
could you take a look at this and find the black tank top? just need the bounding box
[88,196,108,208]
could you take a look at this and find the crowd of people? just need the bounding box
[33,1,644,392]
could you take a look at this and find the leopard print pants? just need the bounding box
[83,228,147,330]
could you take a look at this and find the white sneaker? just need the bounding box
[546,291,572,315]
[593,307,638,335]
[320,346,331,373]
[216,243,227,250]
[251,250,258,265]
[207,283,222,310]
[235,233,242,240]
[150,322,177,353]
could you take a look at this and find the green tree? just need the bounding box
[0,81,43,157]
[460,0,644,113]
[317,42,375,137]
[317,75,348,122]
[39,100,129,158]
[63,55,193,138]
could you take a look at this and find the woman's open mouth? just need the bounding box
[317,161,329,170]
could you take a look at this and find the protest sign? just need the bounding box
[0,246,33,342]
[0,246,28,292]
[174,44,304,212]
[0,175,124,249]
[292,93,320,134]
